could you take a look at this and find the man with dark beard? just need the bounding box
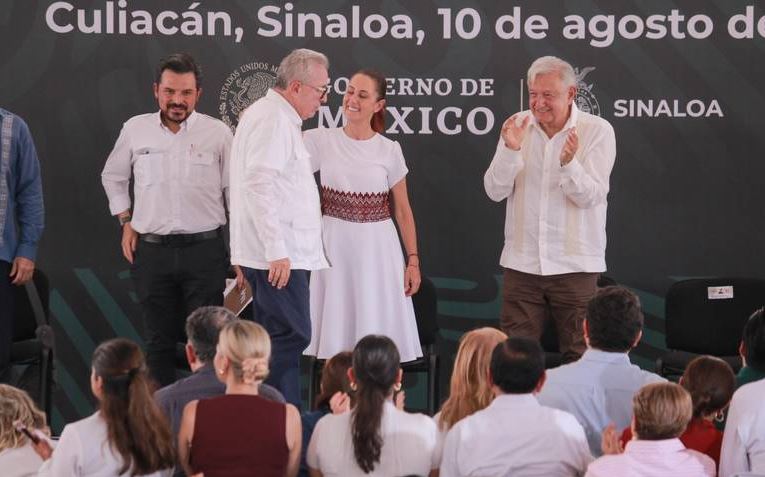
[101,53,240,386]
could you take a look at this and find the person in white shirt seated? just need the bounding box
[0,384,48,477]
[587,382,715,477]
[537,286,664,455]
[720,372,765,476]
[307,334,439,477]
[32,338,175,476]
[440,337,592,477]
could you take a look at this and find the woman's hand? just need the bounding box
[600,423,624,455]
[329,392,351,414]
[404,264,421,296]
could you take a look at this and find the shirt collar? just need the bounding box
[581,348,632,364]
[154,110,197,132]
[624,438,685,454]
[266,89,303,126]
[491,393,540,409]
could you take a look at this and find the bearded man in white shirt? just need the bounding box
[484,56,616,363]
[228,49,330,407]
[102,53,238,386]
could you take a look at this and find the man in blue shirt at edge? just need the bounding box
[0,108,44,383]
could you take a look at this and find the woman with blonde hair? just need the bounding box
[436,327,508,432]
[33,338,175,476]
[0,384,47,476]
[178,320,301,477]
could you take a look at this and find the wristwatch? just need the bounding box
[118,213,132,226]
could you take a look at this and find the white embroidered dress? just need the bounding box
[303,127,422,362]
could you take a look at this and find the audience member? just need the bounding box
[538,286,664,455]
[618,355,735,467]
[34,338,175,476]
[737,307,765,388]
[435,327,507,435]
[155,306,284,441]
[720,367,765,476]
[588,382,715,477]
[178,320,300,477]
[307,335,439,477]
[440,337,592,477]
[299,351,354,477]
[0,384,47,477]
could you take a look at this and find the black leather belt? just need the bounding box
[139,227,222,245]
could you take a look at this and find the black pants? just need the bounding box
[0,260,13,382]
[131,235,228,386]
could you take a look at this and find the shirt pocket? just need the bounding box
[134,152,164,188]
[187,151,221,188]
[291,213,322,259]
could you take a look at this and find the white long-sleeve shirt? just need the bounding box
[440,393,593,477]
[719,378,765,477]
[101,111,231,235]
[484,104,616,275]
[229,89,328,270]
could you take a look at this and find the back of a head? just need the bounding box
[440,327,508,429]
[586,286,644,352]
[0,384,46,452]
[490,337,545,394]
[351,335,401,473]
[682,356,735,419]
[92,338,175,474]
[274,48,329,89]
[742,308,765,372]
[185,306,237,364]
[315,351,354,409]
[217,320,271,385]
[633,382,692,440]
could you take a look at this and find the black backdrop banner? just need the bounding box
[3,0,764,426]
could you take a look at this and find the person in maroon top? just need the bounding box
[613,356,735,468]
[178,320,302,477]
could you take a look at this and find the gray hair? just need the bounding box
[527,56,576,89]
[275,48,329,89]
[185,306,237,363]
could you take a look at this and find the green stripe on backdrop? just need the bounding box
[57,363,93,418]
[74,268,143,344]
[50,290,96,364]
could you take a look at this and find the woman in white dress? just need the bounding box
[32,338,175,476]
[304,69,422,362]
[306,335,439,477]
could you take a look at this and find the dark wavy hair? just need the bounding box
[586,286,644,352]
[350,335,400,473]
[742,308,765,371]
[681,355,735,418]
[353,69,387,133]
[155,52,202,88]
[92,339,175,476]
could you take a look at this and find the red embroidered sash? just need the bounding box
[320,186,391,223]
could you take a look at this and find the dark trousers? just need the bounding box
[0,260,13,382]
[243,267,310,409]
[131,235,228,387]
[501,268,599,363]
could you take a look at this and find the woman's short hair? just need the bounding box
[633,382,693,440]
[681,355,735,418]
[217,320,271,385]
[0,384,46,452]
[439,327,507,430]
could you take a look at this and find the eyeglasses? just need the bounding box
[301,81,331,100]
